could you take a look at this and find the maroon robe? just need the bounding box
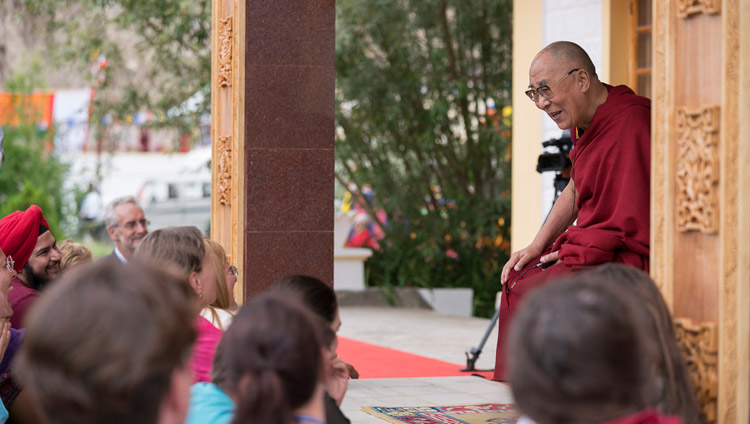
[493,85,651,380]
[8,277,37,329]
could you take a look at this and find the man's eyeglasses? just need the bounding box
[3,256,14,273]
[525,68,579,102]
[228,265,238,277]
[117,219,150,230]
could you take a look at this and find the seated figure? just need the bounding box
[586,264,701,424]
[222,292,331,424]
[16,261,196,424]
[507,272,683,424]
[135,226,221,383]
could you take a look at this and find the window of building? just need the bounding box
[631,0,652,97]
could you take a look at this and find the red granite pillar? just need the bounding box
[243,0,335,297]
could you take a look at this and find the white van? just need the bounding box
[137,172,211,232]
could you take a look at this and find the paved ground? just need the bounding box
[338,306,499,372]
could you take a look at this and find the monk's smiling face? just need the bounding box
[528,51,588,130]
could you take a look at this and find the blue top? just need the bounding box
[0,398,8,423]
[185,382,234,424]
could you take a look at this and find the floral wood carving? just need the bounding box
[674,319,717,424]
[677,0,721,18]
[218,17,233,87]
[217,136,232,205]
[675,106,720,233]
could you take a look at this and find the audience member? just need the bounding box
[586,264,702,424]
[200,239,236,330]
[16,261,196,424]
[345,213,379,250]
[58,238,93,273]
[271,275,359,377]
[507,274,680,424]
[0,248,21,422]
[185,339,234,424]
[0,205,61,329]
[222,293,330,424]
[271,275,354,423]
[102,196,149,263]
[135,226,220,383]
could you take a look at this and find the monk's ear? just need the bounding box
[577,69,591,93]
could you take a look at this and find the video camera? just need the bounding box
[536,133,573,173]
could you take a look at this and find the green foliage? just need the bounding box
[0,65,70,238]
[336,0,513,317]
[20,0,211,130]
[0,128,69,239]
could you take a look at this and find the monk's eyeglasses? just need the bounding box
[525,68,579,102]
[4,256,14,273]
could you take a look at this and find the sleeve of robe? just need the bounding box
[555,94,651,270]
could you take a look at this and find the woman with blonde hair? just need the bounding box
[201,239,237,330]
[58,238,92,273]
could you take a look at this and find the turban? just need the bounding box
[0,205,50,272]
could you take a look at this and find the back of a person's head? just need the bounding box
[16,260,196,424]
[584,264,702,424]
[508,274,658,424]
[270,274,337,324]
[223,292,326,424]
[58,238,93,272]
[135,226,204,278]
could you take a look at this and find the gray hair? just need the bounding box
[103,196,139,228]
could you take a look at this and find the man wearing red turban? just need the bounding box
[0,205,62,329]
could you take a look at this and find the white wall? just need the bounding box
[538,0,602,222]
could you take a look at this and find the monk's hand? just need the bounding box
[501,242,544,284]
[540,250,561,266]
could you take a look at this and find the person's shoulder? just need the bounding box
[186,383,233,424]
[9,279,37,301]
[96,251,122,264]
[609,85,650,110]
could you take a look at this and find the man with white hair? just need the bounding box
[102,196,149,263]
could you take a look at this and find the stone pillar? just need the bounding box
[212,0,335,299]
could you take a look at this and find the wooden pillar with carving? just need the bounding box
[651,0,750,423]
[211,0,245,303]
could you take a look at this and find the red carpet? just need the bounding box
[337,337,494,379]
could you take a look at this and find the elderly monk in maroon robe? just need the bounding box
[0,205,61,329]
[493,41,651,380]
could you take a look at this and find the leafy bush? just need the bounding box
[0,125,69,238]
[336,0,513,317]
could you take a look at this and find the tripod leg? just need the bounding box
[461,306,501,372]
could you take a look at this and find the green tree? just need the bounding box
[0,59,70,237]
[0,126,68,238]
[336,0,513,317]
[19,0,210,131]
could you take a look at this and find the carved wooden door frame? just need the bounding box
[651,0,749,423]
[211,0,245,304]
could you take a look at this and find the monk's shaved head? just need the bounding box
[528,41,608,131]
[537,41,597,79]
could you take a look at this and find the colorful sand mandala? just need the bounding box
[362,403,519,424]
